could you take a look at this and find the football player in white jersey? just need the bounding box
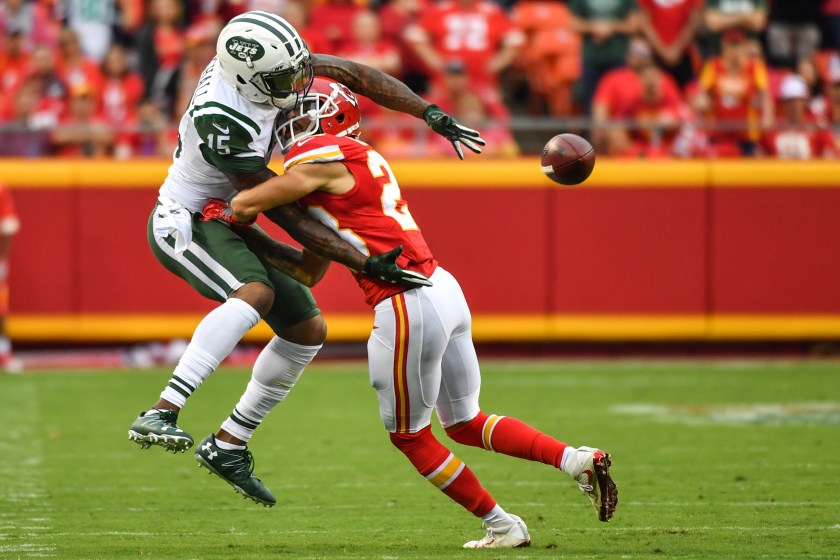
[128,11,480,507]
[209,78,618,547]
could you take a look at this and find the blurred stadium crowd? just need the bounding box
[0,0,838,159]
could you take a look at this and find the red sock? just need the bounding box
[448,411,569,468]
[390,426,496,517]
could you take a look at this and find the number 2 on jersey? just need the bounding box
[367,150,419,231]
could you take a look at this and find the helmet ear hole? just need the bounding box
[236,75,247,85]
[336,114,345,123]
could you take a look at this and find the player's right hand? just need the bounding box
[423,104,485,160]
[363,246,432,288]
[200,198,256,228]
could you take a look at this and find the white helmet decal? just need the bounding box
[216,11,313,108]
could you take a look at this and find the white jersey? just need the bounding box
[160,57,279,213]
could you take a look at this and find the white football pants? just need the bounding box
[367,267,481,433]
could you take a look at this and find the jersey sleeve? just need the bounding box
[191,102,267,174]
[284,135,348,170]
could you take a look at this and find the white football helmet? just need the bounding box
[216,11,313,108]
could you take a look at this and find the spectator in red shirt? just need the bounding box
[0,0,59,50]
[55,27,105,104]
[592,36,684,157]
[405,0,524,100]
[17,45,67,131]
[696,28,773,157]
[0,29,30,111]
[762,74,835,159]
[337,9,402,77]
[114,97,178,159]
[379,0,432,93]
[136,0,186,118]
[335,8,403,125]
[51,81,115,158]
[309,0,363,52]
[174,19,221,116]
[0,81,51,156]
[426,60,515,156]
[100,44,145,126]
[807,54,840,152]
[637,0,703,89]
[280,1,331,55]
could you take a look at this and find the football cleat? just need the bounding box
[128,409,194,452]
[568,446,618,522]
[463,514,531,549]
[195,434,276,507]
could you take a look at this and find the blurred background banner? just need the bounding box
[5,158,840,343]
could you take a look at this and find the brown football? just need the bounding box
[540,133,596,185]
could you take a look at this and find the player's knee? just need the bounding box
[389,426,428,453]
[445,411,488,446]
[231,282,274,316]
[279,314,327,346]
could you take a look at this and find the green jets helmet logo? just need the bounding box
[225,36,265,62]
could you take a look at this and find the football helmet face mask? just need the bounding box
[275,77,362,153]
[216,11,314,108]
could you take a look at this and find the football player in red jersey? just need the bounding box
[208,77,618,549]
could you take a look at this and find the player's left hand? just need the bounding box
[200,198,255,228]
[423,104,486,160]
[363,246,432,288]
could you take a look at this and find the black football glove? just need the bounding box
[363,246,432,288]
[423,104,486,160]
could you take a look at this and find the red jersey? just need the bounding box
[637,0,703,48]
[594,67,683,120]
[700,57,769,141]
[285,134,438,307]
[763,125,837,160]
[410,0,524,87]
[101,73,144,124]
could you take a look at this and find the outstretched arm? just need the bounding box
[312,53,428,117]
[311,54,485,159]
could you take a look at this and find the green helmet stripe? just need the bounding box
[250,11,307,53]
[229,16,295,57]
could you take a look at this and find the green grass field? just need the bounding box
[1,359,839,559]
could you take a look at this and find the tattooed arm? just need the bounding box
[311,54,485,158]
[225,169,366,271]
[237,226,330,287]
[312,54,428,118]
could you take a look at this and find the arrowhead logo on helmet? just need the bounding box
[274,77,362,153]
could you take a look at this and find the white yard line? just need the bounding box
[0,380,55,558]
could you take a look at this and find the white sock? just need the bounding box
[560,446,578,475]
[481,504,513,526]
[0,336,11,355]
[159,298,260,408]
[214,436,246,451]
[220,336,321,442]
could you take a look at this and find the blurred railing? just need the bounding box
[0,117,834,159]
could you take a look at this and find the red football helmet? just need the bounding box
[275,77,362,152]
